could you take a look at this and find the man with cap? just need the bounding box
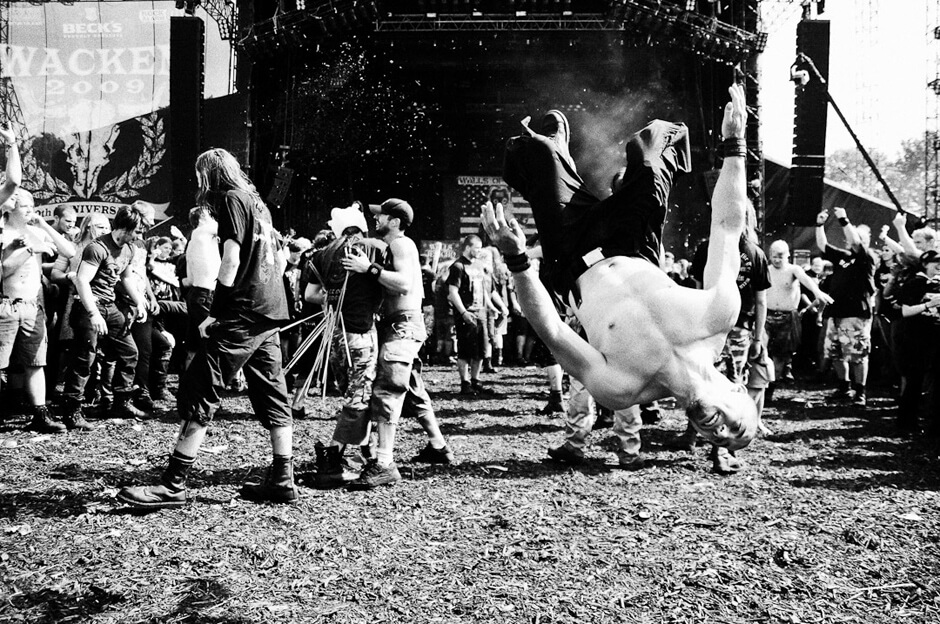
[341,198,453,489]
[303,202,386,487]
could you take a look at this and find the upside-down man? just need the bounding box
[484,82,758,452]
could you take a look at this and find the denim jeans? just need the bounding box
[62,302,138,403]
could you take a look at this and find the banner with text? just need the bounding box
[3,1,172,216]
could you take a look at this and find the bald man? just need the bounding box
[485,83,758,452]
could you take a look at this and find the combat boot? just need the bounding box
[111,393,148,420]
[313,442,359,489]
[27,405,67,434]
[240,456,299,504]
[117,453,192,509]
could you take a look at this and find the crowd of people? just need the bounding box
[1,81,937,510]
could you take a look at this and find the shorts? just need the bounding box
[824,316,872,364]
[0,299,47,369]
[455,310,487,361]
[766,309,801,360]
[715,326,752,386]
[186,287,214,351]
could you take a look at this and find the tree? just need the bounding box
[825,136,927,216]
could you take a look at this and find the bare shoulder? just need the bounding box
[389,236,416,255]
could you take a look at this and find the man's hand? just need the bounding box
[481,202,526,257]
[341,246,370,274]
[0,125,15,146]
[721,83,747,139]
[134,305,147,323]
[833,206,847,221]
[879,224,890,241]
[90,310,108,336]
[816,292,834,306]
[747,338,763,361]
[893,212,907,232]
[816,210,829,226]
[198,315,216,339]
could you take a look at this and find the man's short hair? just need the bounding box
[113,205,144,232]
[769,240,789,255]
[461,234,482,251]
[53,204,75,219]
[189,205,214,229]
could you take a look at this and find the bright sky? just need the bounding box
[759,0,931,164]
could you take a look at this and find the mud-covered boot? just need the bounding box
[112,393,148,420]
[241,455,298,504]
[62,403,95,431]
[313,442,358,489]
[27,405,67,434]
[117,453,192,509]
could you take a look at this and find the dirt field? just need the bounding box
[1,365,938,623]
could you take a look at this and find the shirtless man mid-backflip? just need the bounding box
[483,83,757,451]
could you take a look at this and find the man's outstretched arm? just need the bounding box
[482,202,608,383]
[701,83,747,292]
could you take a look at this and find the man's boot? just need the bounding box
[27,405,67,434]
[313,442,358,489]
[241,455,298,504]
[117,453,192,509]
[538,390,566,415]
[133,387,154,412]
[112,393,148,420]
[62,403,95,431]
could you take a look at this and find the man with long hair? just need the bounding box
[118,148,296,508]
[485,82,759,454]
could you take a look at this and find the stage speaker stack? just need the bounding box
[788,19,830,226]
[170,16,205,213]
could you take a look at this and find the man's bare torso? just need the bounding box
[767,263,801,311]
[1,224,46,300]
[187,230,221,290]
[574,256,738,407]
[382,234,424,315]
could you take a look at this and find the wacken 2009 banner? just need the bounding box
[2,1,174,220]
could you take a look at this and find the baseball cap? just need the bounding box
[369,198,413,228]
[920,249,940,265]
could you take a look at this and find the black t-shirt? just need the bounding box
[82,234,133,306]
[897,271,940,329]
[821,244,877,319]
[303,235,384,334]
[216,189,289,322]
[447,255,480,311]
[691,238,771,330]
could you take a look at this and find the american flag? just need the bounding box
[456,176,538,239]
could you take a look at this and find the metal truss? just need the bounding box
[375,14,610,32]
[239,0,767,66]
[202,0,237,40]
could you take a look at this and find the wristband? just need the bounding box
[367,263,383,278]
[838,217,850,227]
[505,252,530,273]
[719,137,747,159]
[209,283,233,317]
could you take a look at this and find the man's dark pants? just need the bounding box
[62,302,138,404]
[177,318,291,429]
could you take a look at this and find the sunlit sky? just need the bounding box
[759,0,931,163]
